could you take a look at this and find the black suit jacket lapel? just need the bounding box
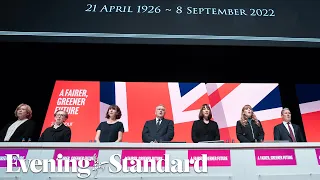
[152,119,157,132]
[281,123,292,140]
[292,124,299,141]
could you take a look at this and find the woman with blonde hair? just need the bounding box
[0,103,35,142]
[236,105,264,143]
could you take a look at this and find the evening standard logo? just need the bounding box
[5,153,208,178]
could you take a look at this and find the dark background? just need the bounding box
[1,41,318,142]
[2,0,320,48]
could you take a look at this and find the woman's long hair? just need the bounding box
[240,105,260,127]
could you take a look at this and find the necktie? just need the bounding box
[156,120,161,129]
[287,122,296,142]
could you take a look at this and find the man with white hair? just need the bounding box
[142,104,174,143]
[273,108,305,142]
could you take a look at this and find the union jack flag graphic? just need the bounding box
[43,81,283,142]
[296,84,320,142]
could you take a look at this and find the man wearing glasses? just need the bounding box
[38,110,72,142]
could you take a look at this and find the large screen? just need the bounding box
[1,0,320,48]
[295,84,320,142]
[42,81,283,142]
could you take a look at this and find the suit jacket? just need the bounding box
[38,124,71,142]
[273,122,306,142]
[236,120,264,143]
[142,118,174,143]
[0,120,35,142]
[191,120,220,143]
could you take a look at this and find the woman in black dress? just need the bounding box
[95,105,124,142]
[191,104,220,143]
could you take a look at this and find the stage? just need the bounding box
[0,142,319,180]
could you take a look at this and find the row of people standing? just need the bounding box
[98,103,305,143]
[0,103,124,142]
[0,103,72,142]
[0,103,306,143]
[236,105,305,142]
[99,103,219,143]
[193,104,305,143]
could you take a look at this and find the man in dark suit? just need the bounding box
[39,110,71,142]
[142,104,174,143]
[274,108,306,142]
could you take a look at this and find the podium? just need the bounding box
[0,142,319,180]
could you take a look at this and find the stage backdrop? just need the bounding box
[42,81,283,142]
[295,84,320,142]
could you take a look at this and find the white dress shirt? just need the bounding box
[283,121,296,138]
[4,119,28,141]
[156,117,162,125]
